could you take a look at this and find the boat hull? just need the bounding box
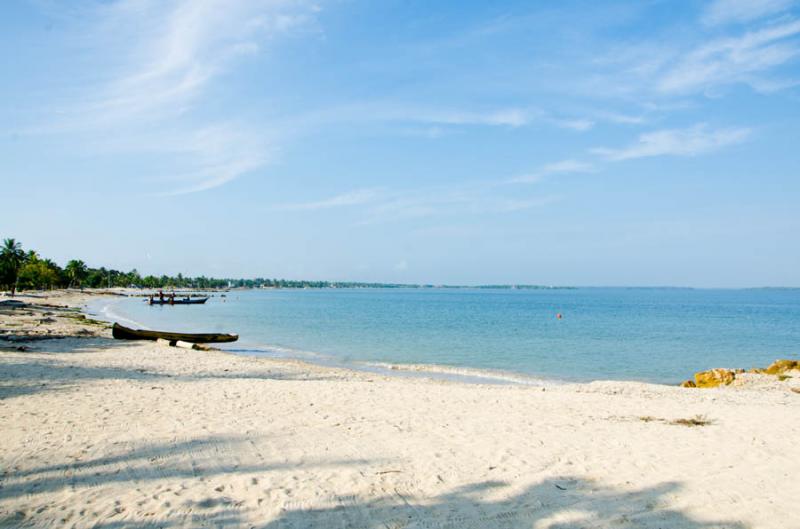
[112,322,238,343]
[148,297,209,305]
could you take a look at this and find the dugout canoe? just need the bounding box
[112,322,238,343]
[148,297,209,305]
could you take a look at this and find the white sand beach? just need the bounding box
[1,291,799,528]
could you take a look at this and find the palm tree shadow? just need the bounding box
[259,477,747,529]
[0,339,334,400]
[1,434,749,529]
[0,434,378,503]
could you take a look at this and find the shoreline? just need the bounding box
[7,288,798,391]
[2,290,799,528]
[85,292,562,387]
[83,288,794,389]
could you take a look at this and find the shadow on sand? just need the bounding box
[10,475,746,529]
[0,337,335,400]
[252,477,746,529]
[0,434,376,505]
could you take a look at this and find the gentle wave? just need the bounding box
[223,340,556,386]
[356,360,559,386]
[86,298,146,329]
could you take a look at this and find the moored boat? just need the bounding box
[112,322,238,343]
[148,296,209,305]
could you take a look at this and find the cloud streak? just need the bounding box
[38,0,321,195]
[581,8,800,100]
[702,0,797,26]
[509,159,594,184]
[273,182,559,224]
[276,189,383,211]
[89,0,315,121]
[657,19,800,94]
[591,124,750,161]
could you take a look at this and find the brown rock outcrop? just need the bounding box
[694,368,736,388]
[764,359,800,375]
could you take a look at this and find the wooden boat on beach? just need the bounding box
[148,297,209,305]
[112,322,238,343]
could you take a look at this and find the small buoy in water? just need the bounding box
[556,313,563,320]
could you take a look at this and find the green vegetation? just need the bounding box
[1,239,26,296]
[1,238,569,293]
[65,259,88,288]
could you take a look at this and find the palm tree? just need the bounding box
[65,259,88,289]
[1,238,25,296]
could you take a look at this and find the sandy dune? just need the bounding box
[1,292,799,528]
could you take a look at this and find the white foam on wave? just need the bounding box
[223,342,331,361]
[356,361,562,386]
[86,297,147,329]
[229,341,559,386]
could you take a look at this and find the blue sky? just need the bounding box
[2,0,799,286]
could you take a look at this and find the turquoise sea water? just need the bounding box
[91,288,800,385]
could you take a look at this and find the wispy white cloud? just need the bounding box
[552,118,595,131]
[657,19,800,94]
[273,180,558,224]
[591,110,647,125]
[360,104,538,128]
[276,189,382,211]
[702,0,797,26]
[87,0,315,122]
[509,159,594,184]
[153,124,271,196]
[581,10,800,100]
[37,0,321,195]
[497,195,561,212]
[357,190,559,223]
[426,108,531,127]
[591,123,750,161]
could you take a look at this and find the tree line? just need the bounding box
[0,238,415,295]
[2,238,569,295]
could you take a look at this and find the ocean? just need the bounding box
[90,287,800,385]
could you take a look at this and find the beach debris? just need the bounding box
[680,380,696,388]
[153,337,212,351]
[671,415,712,427]
[638,415,713,427]
[791,388,800,394]
[693,368,736,388]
